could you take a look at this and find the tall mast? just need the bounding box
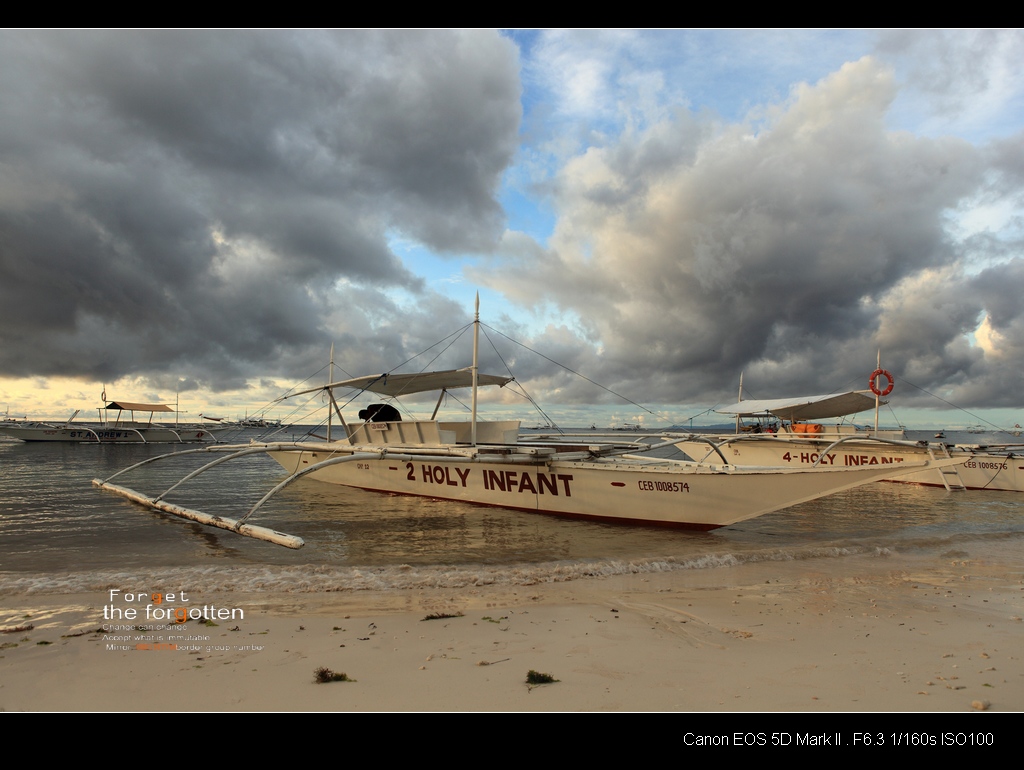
[471,293,479,447]
[327,342,335,442]
[736,372,743,433]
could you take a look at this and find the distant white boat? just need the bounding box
[238,415,282,429]
[0,400,224,443]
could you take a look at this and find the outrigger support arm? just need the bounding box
[152,446,286,502]
[242,451,383,522]
[670,434,733,465]
[96,444,249,487]
[93,443,324,548]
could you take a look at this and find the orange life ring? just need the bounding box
[869,368,894,397]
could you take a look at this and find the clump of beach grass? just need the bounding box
[421,611,464,621]
[526,670,558,685]
[314,666,354,683]
[1,624,33,634]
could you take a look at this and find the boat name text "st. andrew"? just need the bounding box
[405,463,574,496]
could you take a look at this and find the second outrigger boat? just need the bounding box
[674,371,1024,492]
[93,300,958,548]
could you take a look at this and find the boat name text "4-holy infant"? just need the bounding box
[779,452,907,466]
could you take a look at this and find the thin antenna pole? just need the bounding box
[471,293,479,447]
[327,343,335,442]
[874,349,881,433]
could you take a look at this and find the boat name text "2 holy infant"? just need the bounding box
[407,463,575,496]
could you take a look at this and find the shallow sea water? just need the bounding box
[1,431,1021,595]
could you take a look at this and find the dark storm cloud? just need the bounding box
[0,30,521,387]
[478,57,1024,410]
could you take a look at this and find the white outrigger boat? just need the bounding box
[92,302,958,548]
[0,400,223,443]
[674,372,1024,493]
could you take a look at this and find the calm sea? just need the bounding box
[1,428,1022,596]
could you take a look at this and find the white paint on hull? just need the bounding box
[676,437,1024,493]
[268,446,945,529]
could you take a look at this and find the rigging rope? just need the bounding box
[480,322,657,417]
[479,325,562,432]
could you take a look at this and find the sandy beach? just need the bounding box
[2,549,1021,713]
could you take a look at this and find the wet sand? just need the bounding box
[2,549,1021,712]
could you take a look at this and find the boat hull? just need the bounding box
[267,447,942,529]
[675,437,1024,493]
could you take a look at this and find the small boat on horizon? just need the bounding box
[237,414,283,429]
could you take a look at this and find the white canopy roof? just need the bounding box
[717,391,883,421]
[104,401,174,413]
[288,368,513,399]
